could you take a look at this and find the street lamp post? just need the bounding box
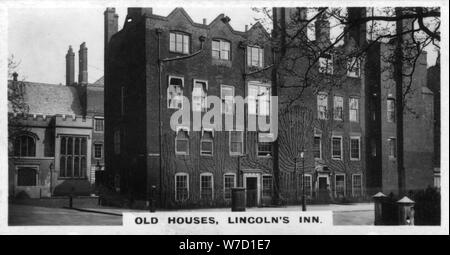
[300,148,306,211]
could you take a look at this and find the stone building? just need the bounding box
[8,43,104,198]
[104,7,435,208]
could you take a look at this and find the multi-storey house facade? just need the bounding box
[105,7,275,208]
[105,7,435,208]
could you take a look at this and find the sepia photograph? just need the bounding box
[1,0,447,235]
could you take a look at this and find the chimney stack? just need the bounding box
[65,46,75,85]
[315,12,330,46]
[346,7,367,46]
[203,18,207,25]
[78,42,88,84]
[104,8,119,59]
[12,72,18,81]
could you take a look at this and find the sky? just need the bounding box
[8,7,261,84]
[8,6,439,85]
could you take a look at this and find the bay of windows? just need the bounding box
[169,32,190,54]
[60,136,87,178]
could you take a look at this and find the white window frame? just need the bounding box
[261,174,273,197]
[200,172,214,200]
[175,126,190,156]
[212,39,231,60]
[223,173,236,200]
[93,143,103,159]
[247,45,264,68]
[387,97,396,123]
[334,174,346,197]
[229,130,244,156]
[349,97,359,122]
[351,174,363,197]
[317,92,328,120]
[347,57,361,78]
[167,75,184,110]
[302,174,313,198]
[94,116,104,133]
[333,95,344,121]
[313,134,322,160]
[192,79,208,112]
[350,136,361,161]
[319,54,334,74]
[200,129,214,156]
[174,173,189,201]
[220,85,235,115]
[257,132,273,158]
[248,81,271,116]
[331,135,343,160]
[169,32,190,54]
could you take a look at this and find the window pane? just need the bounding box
[224,174,235,199]
[336,175,345,197]
[332,137,342,159]
[67,156,73,177]
[251,47,259,66]
[183,35,189,54]
[317,93,328,119]
[74,138,80,155]
[313,136,321,159]
[81,138,87,155]
[259,86,270,116]
[212,40,220,51]
[351,138,360,159]
[334,96,343,120]
[67,137,73,155]
[170,33,175,52]
[262,176,273,197]
[248,85,258,115]
[74,157,80,177]
[176,33,183,52]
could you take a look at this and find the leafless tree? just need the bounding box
[250,7,440,200]
[8,55,29,152]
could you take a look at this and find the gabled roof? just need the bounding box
[141,7,270,37]
[8,81,83,116]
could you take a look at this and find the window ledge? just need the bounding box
[212,58,232,67]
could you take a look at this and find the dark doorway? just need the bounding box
[246,177,258,207]
[318,176,330,203]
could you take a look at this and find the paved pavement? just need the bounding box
[8,202,374,226]
[8,204,122,226]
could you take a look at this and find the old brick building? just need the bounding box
[8,43,105,198]
[104,7,435,208]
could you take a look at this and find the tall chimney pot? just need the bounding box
[78,42,88,84]
[66,45,75,85]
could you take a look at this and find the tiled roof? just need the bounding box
[87,85,104,115]
[8,80,83,116]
